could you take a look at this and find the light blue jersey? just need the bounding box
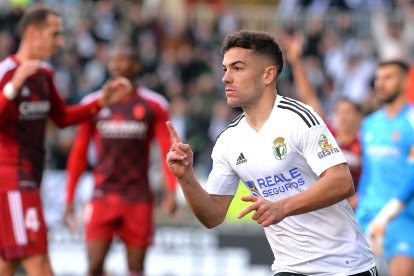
[356,104,414,259]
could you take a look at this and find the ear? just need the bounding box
[24,25,40,40]
[263,65,277,85]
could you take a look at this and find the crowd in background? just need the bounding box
[0,0,413,179]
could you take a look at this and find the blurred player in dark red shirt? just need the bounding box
[64,44,177,276]
[0,5,131,276]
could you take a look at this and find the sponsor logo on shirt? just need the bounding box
[18,101,50,120]
[273,137,287,160]
[245,167,306,198]
[236,152,247,165]
[317,134,340,159]
[97,120,148,139]
[243,180,261,197]
[392,131,400,142]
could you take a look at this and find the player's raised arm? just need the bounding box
[165,121,233,228]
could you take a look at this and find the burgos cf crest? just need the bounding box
[273,137,287,160]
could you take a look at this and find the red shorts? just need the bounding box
[0,190,48,261]
[84,195,154,248]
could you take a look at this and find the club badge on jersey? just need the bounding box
[273,137,287,160]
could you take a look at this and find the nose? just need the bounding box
[222,70,231,84]
[56,35,64,49]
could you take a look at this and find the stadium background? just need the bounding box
[1,0,413,275]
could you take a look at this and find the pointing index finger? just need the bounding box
[166,121,181,143]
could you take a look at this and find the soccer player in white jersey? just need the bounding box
[166,30,378,275]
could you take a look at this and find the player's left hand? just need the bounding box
[99,76,133,106]
[366,220,386,255]
[238,196,285,227]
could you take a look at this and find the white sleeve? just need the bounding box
[204,136,240,196]
[299,125,347,176]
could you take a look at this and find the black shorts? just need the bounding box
[275,266,379,276]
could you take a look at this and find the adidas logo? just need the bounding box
[236,152,247,165]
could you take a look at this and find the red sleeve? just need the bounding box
[48,76,101,128]
[0,92,11,126]
[154,104,177,192]
[65,121,93,204]
[0,75,14,126]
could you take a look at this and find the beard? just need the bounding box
[380,89,401,104]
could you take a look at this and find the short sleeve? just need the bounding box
[300,125,347,176]
[204,136,240,196]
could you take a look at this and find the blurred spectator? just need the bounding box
[0,0,411,180]
[371,3,414,61]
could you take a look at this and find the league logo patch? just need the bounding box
[243,180,261,197]
[318,134,332,150]
[273,137,287,160]
[317,134,340,159]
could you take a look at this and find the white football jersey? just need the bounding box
[205,96,375,275]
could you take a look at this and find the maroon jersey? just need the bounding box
[328,123,362,190]
[339,137,362,190]
[0,56,101,192]
[66,86,176,203]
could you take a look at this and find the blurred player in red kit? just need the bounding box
[64,43,177,276]
[0,5,131,276]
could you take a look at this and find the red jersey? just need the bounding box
[66,86,176,203]
[0,56,101,192]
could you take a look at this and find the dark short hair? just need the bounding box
[221,30,284,77]
[336,97,364,115]
[17,5,60,37]
[109,42,140,64]
[378,60,410,74]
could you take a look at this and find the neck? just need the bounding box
[15,42,35,62]
[243,90,277,132]
[385,96,406,118]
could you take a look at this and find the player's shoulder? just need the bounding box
[403,104,414,130]
[276,96,323,130]
[0,56,17,79]
[215,112,245,142]
[138,86,169,110]
[362,108,385,127]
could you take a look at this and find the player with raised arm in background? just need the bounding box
[0,5,131,276]
[166,30,377,275]
[356,60,414,276]
[64,43,177,276]
[282,33,363,210]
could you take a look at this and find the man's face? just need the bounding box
[107,49,139,80]
[334,100,361,133]
[32,14,64,59]
[374,64,406,104]
[221,47,266,107]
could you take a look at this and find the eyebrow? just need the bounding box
[222,60,247,67]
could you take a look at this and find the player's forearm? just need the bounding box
[290,60,324,117]
[178,174,227,228]
[280,163,354,217]
[53,100,101,128]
